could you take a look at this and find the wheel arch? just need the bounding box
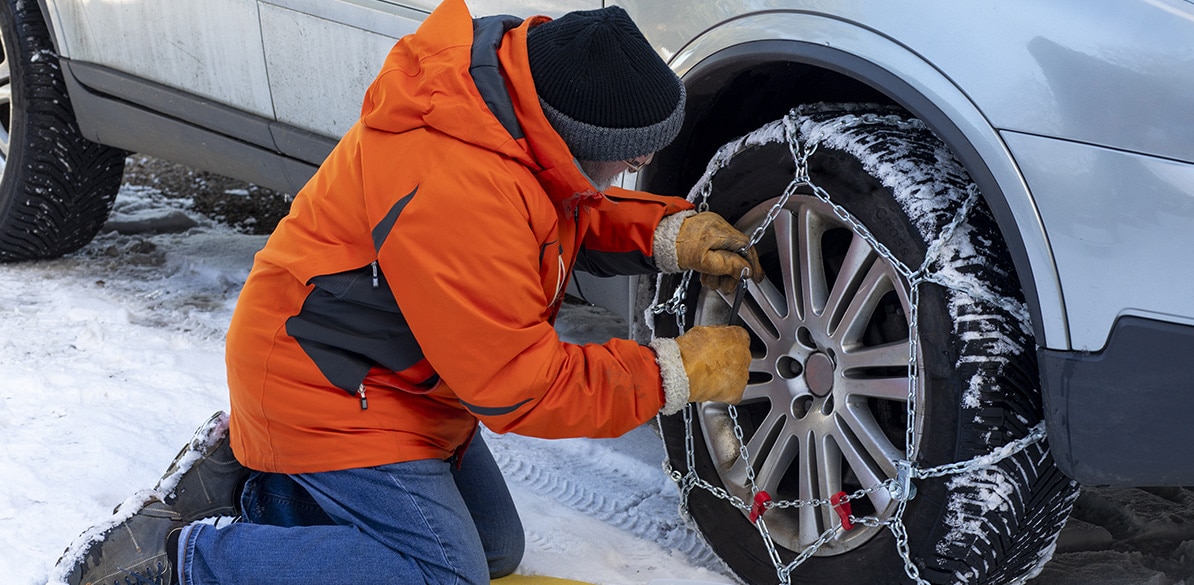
[640,23,1068,348]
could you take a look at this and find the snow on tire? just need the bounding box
[0,0,125,262]
[654,104,1079,585]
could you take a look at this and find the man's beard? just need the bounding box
[576,160,622,192]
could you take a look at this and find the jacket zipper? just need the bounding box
[555,205,584,313]
[357,383,368,410]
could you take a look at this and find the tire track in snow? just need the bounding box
[485,426,725,570]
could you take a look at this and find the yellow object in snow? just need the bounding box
[492,575,597,585]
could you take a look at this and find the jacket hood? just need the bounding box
[360,0,523,158]
[360,0,606,207]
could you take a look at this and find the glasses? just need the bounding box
[623,153,654,173]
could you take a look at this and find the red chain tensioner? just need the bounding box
[749,491,772,523]
[830,491,854,530]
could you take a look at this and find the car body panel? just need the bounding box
[258,0,597,144]
[1006,131,1194,351]
[43,0,275,119]
[986,2,1194,164]
[259,1,407,138]
[400,0,596,15]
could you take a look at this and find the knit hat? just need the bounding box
[527,6,686,162]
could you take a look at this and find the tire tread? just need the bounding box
[0,0,125,262]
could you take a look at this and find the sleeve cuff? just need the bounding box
[649,337,690,415]
[652,210,696,273]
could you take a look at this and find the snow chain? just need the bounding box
[650,110,1048,585]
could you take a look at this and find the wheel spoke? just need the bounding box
[797,432,823,547]
[754,418,800,493]
[864,473,896,513]
[823,234,875,337]
[838,339,912,374]
[834,404,902,480]
[817,434,845,495]
[742,366,785,406]
[725,405,788,487]
[771,209,802,321]
[833,413,898,513]
[725,277,786,343]
[795,206,825,321]
[830,261,896,347]
[844,375,913,402]
[815,435,846,530]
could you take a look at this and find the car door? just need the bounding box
[42,0,274,120]
[258,0,600,156]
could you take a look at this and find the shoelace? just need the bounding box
[117,561,170,585]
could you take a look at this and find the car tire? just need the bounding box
[655,105,1078,585]
[0,0,125,262]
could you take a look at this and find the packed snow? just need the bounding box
[1,163,1190,584]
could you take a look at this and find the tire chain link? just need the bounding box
[651,109,1048,585]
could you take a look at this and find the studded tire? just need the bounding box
[0,0,125,262]
[655,105,1079,585]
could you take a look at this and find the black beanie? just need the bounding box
[527,6,685,162]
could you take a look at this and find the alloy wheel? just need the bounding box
[692,193,923,555]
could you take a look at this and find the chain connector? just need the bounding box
[750,490,773,523]
[889,460,917,502]
[830,491,854,531]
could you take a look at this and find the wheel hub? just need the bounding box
[804,352,835,397]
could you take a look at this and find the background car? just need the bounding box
[2,1,1191,584]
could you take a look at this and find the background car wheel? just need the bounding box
[0,0,125,262]
[655,105,1079,585]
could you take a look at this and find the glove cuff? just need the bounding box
[652,210,696,273]
[649,337,690,415]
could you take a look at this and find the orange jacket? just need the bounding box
[226,0,693,473]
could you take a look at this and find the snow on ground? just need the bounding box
[1,168,1191,584]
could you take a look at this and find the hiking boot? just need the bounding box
[58,497,183,585]
[154,411,250,523]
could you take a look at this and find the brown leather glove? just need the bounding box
[675,325,751,404]
[675,212,764,295]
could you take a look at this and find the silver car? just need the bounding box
[3,1,1191,584]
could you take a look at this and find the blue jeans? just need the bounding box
[179,435,524,584]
